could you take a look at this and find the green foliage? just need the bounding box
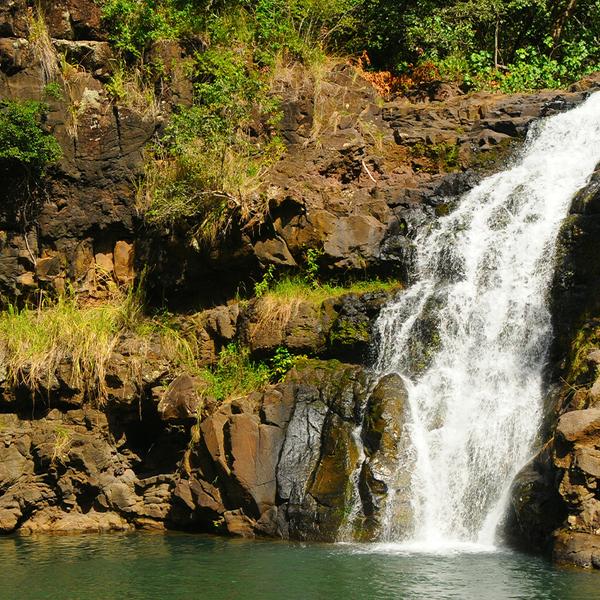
[270,346,300,381]
[305,248,324,288]
[348,0,600,92]
[43,82,63,101]
[135,4,288,232]
[0,100,62,176]
[199,343,270,402]
[254,265,276,298]
[411,142,460,173]
[257,273,401,304]
[102,0,600,243]
[98,0,204,60]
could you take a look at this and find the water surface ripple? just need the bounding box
[1,533,599,600]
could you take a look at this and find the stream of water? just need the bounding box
[373,91,600,548]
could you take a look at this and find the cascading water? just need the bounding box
[373,92,600,550]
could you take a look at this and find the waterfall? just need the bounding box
[373,92,600,549]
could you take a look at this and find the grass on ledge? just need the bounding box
[260,275,401,304]
[0,296,121,394]
[247,274,401,346]
[0,291,196,400]
[197,343,270,404]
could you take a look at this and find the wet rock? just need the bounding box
[504,444,565,553]
[358,373,411,539]
[551,165,600,358]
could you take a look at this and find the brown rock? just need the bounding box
[228,413,283,514]
[253,237,297,266]
[223,509,255,537]
[20,508,131,534]
[113,240,134,285]
[52,40,113,73]
[157,374,201,421]
[575,447,600,478]
[553,530,600,569]
[16,271,35,287]
[40,0,106,40]
[95,252,114,275]
[0,445,33,490]
[557,408,600,443]
[35,255,61,281]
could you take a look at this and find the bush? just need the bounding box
[98,0,204,60]
[270,346,300,381]
[0,100,61,176]
[141,29,285,235]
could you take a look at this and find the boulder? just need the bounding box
[556,408,600,444]
[358,373,411,539]
[553,530,600,569]
[157,374,201,422]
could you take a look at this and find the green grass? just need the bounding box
[197,343,270,403]
[0,291,197,400]
[262,275,401,304]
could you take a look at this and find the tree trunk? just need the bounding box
[551,0,578,45]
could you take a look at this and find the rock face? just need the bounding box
[0,291,404,539]
[358,373,411,539]
[0,358,368,540]
[139,66,600,303]
[170,360,367,540]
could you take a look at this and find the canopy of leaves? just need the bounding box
[348,0,600,89]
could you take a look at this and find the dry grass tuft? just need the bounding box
[249,294,303,342]
[0,285,199,403]
[0,295,120,398]
[28,3,59,85]
[105,64,163,121]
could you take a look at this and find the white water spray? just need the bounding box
[373,92,600,549]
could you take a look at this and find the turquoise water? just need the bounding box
[0,533,598,600]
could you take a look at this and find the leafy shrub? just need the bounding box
[254,265,276,298]
[0,100,62,176]
[305,247,323,287]
[98,0,201,60]
[141,28,285,235]
[270,346,300,381]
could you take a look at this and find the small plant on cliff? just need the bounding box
[270,346,301,381]
[254,265,276,298]
[198,343,270,403]
[28,3,60,84]
[51,426,73,466]
[0,100,62,176]
[305,247,323,287]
